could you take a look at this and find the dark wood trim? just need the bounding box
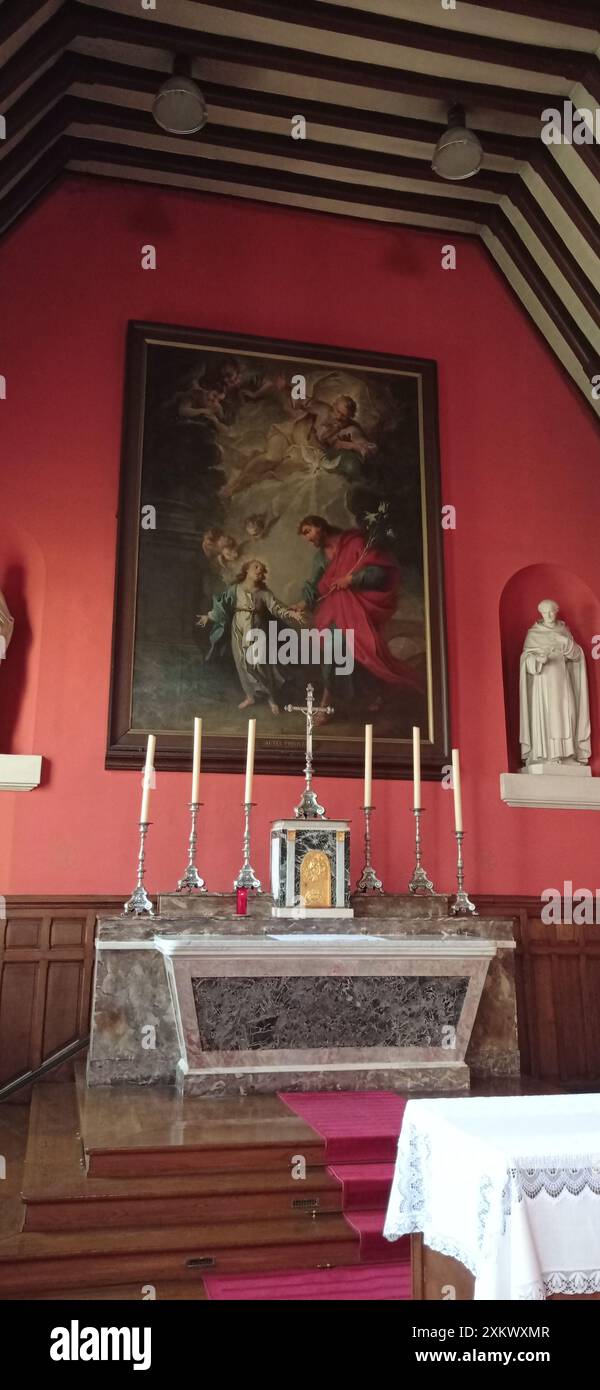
[60,96,511,198]
[508,178,600,320]
[70,3,570,119]
[0,138,67,240]
[0,0,52,45]
[0,1,76,104]
[73,55,533,160]
[184,0,589,78]
[458,0,599,24]
[65,134,490,223]
[530,145,600,251]
[488,204,599,379]
[2,51,81,139]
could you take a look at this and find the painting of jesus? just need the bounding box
[108,323,449,779]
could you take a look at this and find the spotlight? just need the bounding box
[432,104,482,181]
[152,55,207,136]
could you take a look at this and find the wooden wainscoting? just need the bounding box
[477,895,600,1086]
[1,894,599,1091]
[0,897,124,1090]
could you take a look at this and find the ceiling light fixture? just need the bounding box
[152,54,207,136]
[431,104,482,181]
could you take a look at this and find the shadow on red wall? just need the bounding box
[500,563,600,773]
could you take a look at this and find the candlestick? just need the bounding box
[244,719,256,804]
[408,806,435,895]
[412,726,421,810]
[452,747,463,832]
[140,734,156,823]
[364,724,373,808]
[124,821,154,916]
[176,802,207,893]
[234,801,262,892]
[191,717,202,804]
[451,829,477,916]
[355,804,383,894]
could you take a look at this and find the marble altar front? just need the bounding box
[87,895,519,1096]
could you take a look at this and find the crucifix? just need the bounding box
[284,682,333,818]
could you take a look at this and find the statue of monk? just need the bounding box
[519,599,591,769]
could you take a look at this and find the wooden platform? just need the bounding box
[0,1075,361,1297]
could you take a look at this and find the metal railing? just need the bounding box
[0,1035,89,1102]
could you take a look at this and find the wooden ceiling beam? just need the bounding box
[70,4,571,119]
[183,0,591,78]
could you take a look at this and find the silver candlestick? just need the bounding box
[176,801,207,893]
[355,805,383,894]
[124,821,154,916]
[234,801,262,891]
[408,807,435,895]
[451,829,477,916]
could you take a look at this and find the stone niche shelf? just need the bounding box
[500,772,600,810]
[0,754,42,791]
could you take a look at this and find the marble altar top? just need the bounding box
[152,933,501,957]
[96,911,516,945]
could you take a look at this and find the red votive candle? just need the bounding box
[236,887,248,915]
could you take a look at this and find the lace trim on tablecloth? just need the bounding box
[518,1270,600,1300]
[515,1166,600,1199]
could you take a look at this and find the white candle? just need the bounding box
[191,717,202,803]
[140,734,156,823]
[412,726,421,810]
[452,748,463,832]
[244,719,256,803]
[364,724,373,807]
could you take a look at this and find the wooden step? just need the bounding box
[5,1280,208,1301]
[23,1087,340,1230]
[0,1215,359,1294]
[76,1069,325,1178]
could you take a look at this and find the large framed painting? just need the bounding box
[107,322,449,779]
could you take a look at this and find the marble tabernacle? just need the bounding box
[86,894,520,1096]
[270,818,352,917]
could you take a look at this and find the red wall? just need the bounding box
[1,178,599,898]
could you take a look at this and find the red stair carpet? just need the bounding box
[203,1262,411,1301]
[279,1090,407,1163]
[203,1092,411,1299]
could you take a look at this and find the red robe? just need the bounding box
[315,530,418,686]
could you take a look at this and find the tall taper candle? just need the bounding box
[364,724,373,808]
[140,734,156,822]
[191,717,202,803]
[244,719,256,803]
[452,748,463,832]
[412,726,421,810]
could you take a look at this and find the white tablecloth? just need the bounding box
[384,1094,600,1300]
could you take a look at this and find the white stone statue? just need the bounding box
[0,588,14,665]
[519,599,591,771]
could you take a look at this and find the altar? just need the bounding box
[88,688,518,1095]
[87,894,519,1095]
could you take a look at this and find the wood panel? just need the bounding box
[477,894,600,1084]
[0,897,122,1089]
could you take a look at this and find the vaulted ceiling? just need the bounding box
[1,0,599,418]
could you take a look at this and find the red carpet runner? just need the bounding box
[203,1262,411,1301]
[204,1092,411,1300]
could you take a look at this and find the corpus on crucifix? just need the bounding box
[284,682,333,819]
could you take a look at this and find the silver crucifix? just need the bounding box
[284,682,333,818]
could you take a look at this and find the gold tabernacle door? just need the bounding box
[299,850,332,908]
